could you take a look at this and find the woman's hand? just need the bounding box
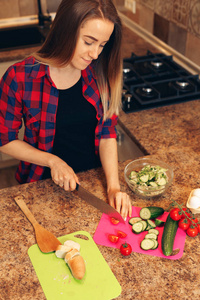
[49,155,79,191]
[107,189,132,221]
[0,140,79,190]
[99,138,132,220]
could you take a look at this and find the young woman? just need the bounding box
[0,0,132,219]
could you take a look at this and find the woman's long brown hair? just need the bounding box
[34,0,122,119]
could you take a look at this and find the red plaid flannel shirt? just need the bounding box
[0,56,117,183]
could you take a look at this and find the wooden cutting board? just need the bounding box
[28,231,121,300]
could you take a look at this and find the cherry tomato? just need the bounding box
[170,208,182,221]
[120,242,132,256]
[181,208,191,218]
[178,218,190,231]
[191,217,198,224]
[108,234,119,243]
[110,217,119,225]
[186,225,198,237]
[117,230,127,238]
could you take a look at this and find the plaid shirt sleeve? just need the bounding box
[101,114,118,139]
[0,65,23,146]
[82,65,118,155]
[0,58,57,184]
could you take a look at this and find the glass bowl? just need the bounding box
[124,157,174,198]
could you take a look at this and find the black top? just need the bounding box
[42,77,101,179]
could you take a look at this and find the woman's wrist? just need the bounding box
[107,183,120,195]
[45,153,59,169]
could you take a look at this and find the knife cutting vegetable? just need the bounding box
[75,183,125,223]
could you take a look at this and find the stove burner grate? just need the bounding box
[135,86,158,100]
[172,80,195,92]
[122,51,200,113]
[150,61,163,68]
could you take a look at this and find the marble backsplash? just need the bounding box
[116,0,200,66]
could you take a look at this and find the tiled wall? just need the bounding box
[117,0,200,66]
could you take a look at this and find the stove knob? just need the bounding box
[122,89,127,96]
[124,94,132,103]
[122,93,132,111]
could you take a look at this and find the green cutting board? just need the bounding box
[28,231,121,300]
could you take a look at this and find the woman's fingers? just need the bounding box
[117,192,129,220]
[50,158,78,191]
[108,190,132,220]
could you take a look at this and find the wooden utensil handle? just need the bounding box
[14,196,38,227]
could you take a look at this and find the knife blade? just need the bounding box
[75,184,125,224]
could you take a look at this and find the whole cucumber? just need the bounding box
[161,214,178,256]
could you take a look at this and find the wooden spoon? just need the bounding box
[14,196,61,253]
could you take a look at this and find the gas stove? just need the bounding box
[122,51,200,113]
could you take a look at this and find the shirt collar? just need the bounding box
[82,63,96,85]
[29,57,96,86]
[28,57,50,79]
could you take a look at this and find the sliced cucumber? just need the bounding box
[140,174,149,182]
[140,239,155,250]
[131,220,147,233]
[151,239,159,250]
[141,232,159,250]
[157,177,167,186]
[139,207,164,220]
[146,219,156,229]
[129,171,137,179]
[128,164,169,192]
[128,217,142,226]
[148,228,159,236]
[145,233,157,240]
[146,223,151,230]
[155,219,165,227]
[149,181,158,187]
[140,220,148,231]
[132,222,144,234]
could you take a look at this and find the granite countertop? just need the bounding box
[1,26,200,300]
[1,157,200,300]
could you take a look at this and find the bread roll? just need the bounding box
[55,240,85,280]
[65,249,85,280]
[64,240,81,251]
[55,245,72,258]
[67,255,85,280]
[64,248,80,262]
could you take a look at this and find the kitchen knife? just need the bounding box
[76,184,125,224]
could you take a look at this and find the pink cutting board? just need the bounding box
[93,206,186,260]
